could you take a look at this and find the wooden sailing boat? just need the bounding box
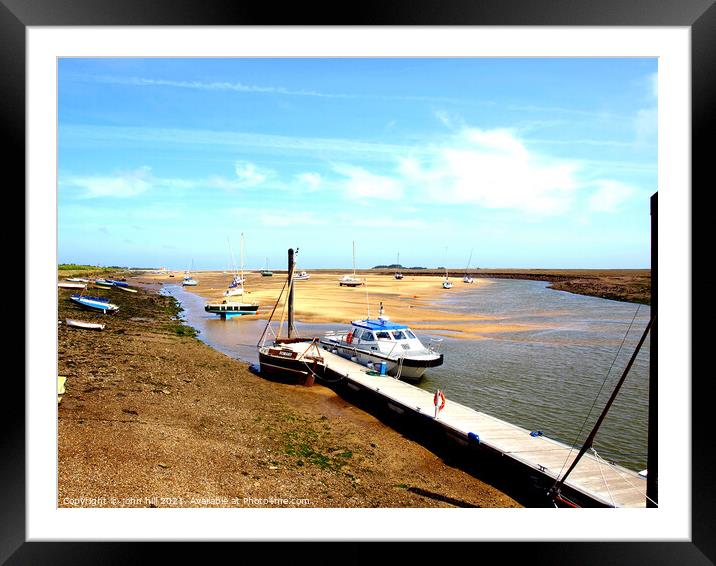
[258,248,325,383]
[339,241,363,287]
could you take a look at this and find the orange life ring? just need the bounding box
[433,390,446,411]
[346,331,353,344]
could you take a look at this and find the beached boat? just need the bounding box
[224,235,246,296]
[394,252,404,280]
[319,303,443,381]
[116,285,138,293]
[260,257,273,277]
[462,249,474,283]
[66,278,89,283]
[183,261,199,286]
[258,248,326,383]
[204,300,259,318]
[70,294,119,314]
[65,318,106,330]
[107,279,129,287]
[58,282,87,289]
[442,248,453,289]
[294,270,310,281]
[339,241,364,287]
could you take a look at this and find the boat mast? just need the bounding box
[352,241,357,277]
[240,232,245,282]
[288,248,295,338]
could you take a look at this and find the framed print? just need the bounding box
[7,0,708,562]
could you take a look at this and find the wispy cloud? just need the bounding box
[74,74,464,104]
[333,164,404,201]
[61,124,420,163]
[587,180,635,212]
[295,172,322,192]
[634,72,658,147]
[61,166,154,198]
[93,75,355,99]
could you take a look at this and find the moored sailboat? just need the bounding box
[339,241,364,287]
[258,248,326,383]
[394,252,404,280]
[462,248,474,283]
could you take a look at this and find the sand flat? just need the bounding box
[149,271,546,339]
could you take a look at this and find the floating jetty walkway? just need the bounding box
[279,341,647,508]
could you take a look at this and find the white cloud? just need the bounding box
[258,210,327,227]
[587,180,635,212]
[296,172,322,191]
[62,166,153,198]
[234,161,272,187]
[397,127,580,215]
[333,164,404,200]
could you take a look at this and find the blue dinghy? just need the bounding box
[70,294,119,314]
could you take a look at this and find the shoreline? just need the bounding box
[57,278,520,508]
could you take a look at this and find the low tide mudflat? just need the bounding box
[57,280,519,508]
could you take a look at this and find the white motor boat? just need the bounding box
[319,304,443,381]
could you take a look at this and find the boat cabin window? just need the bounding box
[361,331,375,342]
[352,329,363,340]
[391,330,407,340]
[375,331,392,340]
[405,330,417,339]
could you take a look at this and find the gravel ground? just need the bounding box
[57,280,520,509]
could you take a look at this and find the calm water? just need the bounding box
[162,279,651,471]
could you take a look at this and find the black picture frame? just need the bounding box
[8,0,706,563]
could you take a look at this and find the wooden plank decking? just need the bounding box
[284,342,647,508]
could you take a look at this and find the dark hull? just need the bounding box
[205,304,259,317]
[258,348,326,384]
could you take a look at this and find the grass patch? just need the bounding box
[283,429,353,472]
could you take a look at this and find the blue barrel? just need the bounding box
[379,362,387,375]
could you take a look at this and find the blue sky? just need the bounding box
[58,58,657,270]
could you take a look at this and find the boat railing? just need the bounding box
[427,337,444,353]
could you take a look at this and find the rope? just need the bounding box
[592,448,616,507]
[555,304,642,483]
[591,448,658,507]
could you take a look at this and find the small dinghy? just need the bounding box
[116,285,138,293]
[66,318,106,330]
[58,282,87,289]
[70,294,119,314]
[107,279,129,287]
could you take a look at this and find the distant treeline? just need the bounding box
[371,264,427,270]
[59,263,155,270]
[59,263,108,270]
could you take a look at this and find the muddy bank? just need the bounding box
[57,279,519,508]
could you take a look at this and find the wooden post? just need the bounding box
[647,192,658,507]
[288,248,294,339]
